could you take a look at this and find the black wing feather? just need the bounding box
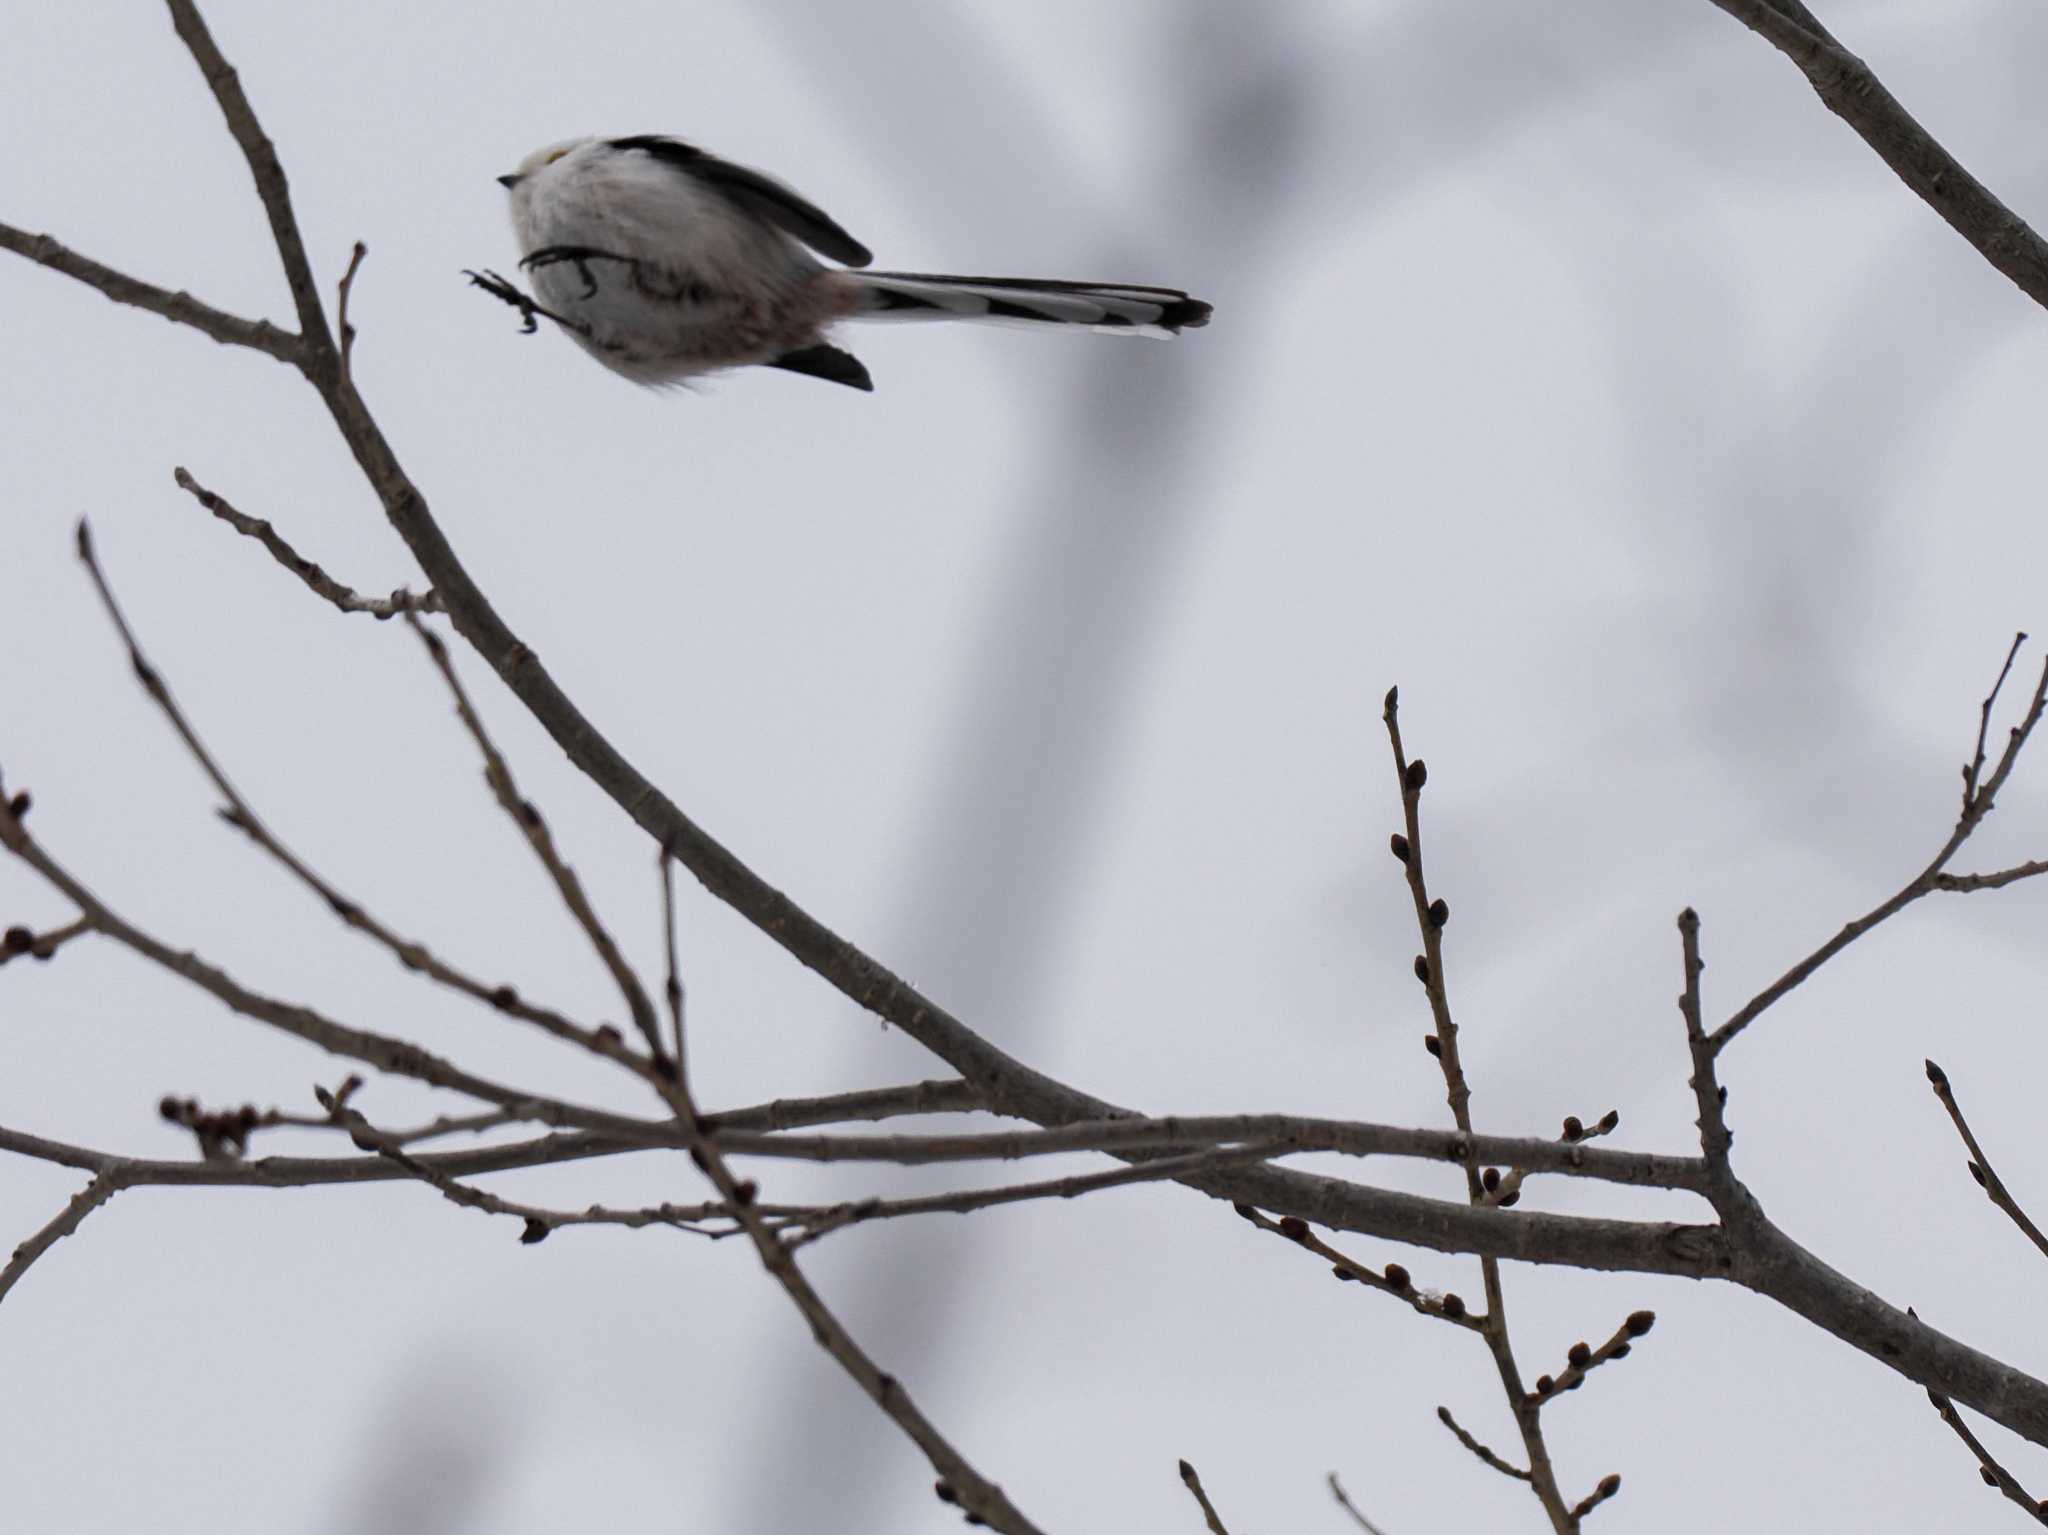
[766,343,874,392]
[608,136,873,268]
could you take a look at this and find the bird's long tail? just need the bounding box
[845,271,1211,337]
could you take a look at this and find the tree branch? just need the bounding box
[0,222,302,362]
[172,467,439,619]
[0,1173,119,1305]
[1927,1390,2048,1526]
[1703,0,2048,311]
[1924,1060,2048,1264]
[1711,643,2048,1054]
[163,0,334,354]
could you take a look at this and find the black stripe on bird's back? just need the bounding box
[607,136,874,268]
[865,288,947,313]
[984,298,1063,322]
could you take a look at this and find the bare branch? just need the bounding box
[718,1114,1709,1192]
[1925,1061,2048,1264]
[1678,909,1734,1181]
[659,848,688,1092]
[163,0,334,354]
[1702,2,2048,311]
[0,916,89,967]
[0,1173,119,1306]
[0,1080,987,1193]
[1526,1310,1658,1408]
[0,222,302,362]
[1233,1204,1485,1332]
[0,797,661,1140]
[1326,1473,1392,1535]
[1930,860,2048,895]
[1965,634,2029,810]
[787,1144,1289,1249]
[1567,1473,1623,1524]
[336,240,366,381]
[1435,1405,1529,1483]
[405,614,668,1068]
[75,520,619,1070]
[172,467,439,619]
[1384,688,1573,1529]
[1177,1460,1234,1535]
[1927,1391,2048,1526]
[703,1078,985,1132]
[1712,647,2048,1054]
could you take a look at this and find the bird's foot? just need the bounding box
[519,245,638,297]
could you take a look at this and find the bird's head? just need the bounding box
[496,137,594,192]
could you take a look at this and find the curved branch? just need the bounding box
[0,223,301,362]
[163,0,333,354]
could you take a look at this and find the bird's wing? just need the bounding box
[766,342,874,391]
[607,136,873,268]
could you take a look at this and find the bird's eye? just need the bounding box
[544,147,571,166]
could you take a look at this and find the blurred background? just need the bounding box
[4,1,2048,1529]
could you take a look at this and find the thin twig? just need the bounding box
[1234,1204,1485,1331]
[1678,909,1733,1182]
[1965,634,2028,810]
[164,0,334,353]
[1525,1310,1657,1408]
[74,520,616,1067]
[0,222,302,362]
[1483,1107,1622,1209]
[786,1144,1290,1250]
[0,797,665,1142]
[0,1173,119,1305]
[172,468,438,619]
[405,613,668,1068]
[1567,1473,1623,1524]
[1435,1406,1529,1483]
[0,916,89,967]
[1384,688,1573,1531]
[718,1115,1708,1191]
[1712,645,2048,1055]
[659,847,687,1092]
[1178,1460,1233,1535]
[1926,1391,2048,1526]
[0,1080,990,1192]
[1326,1473,1391,1535]
[1924,1061,2048,1263]
[336,240,366,381]
[1930,860,2048,895]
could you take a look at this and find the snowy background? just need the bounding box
[5,2,2048,1530]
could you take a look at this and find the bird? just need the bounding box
[479,135,1212,393]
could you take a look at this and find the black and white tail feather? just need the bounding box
[853,272,1211,338]
[490,133,1213,393]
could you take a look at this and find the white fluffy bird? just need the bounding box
[482,135,1211,392]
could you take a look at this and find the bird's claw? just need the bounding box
[464,268,542,333]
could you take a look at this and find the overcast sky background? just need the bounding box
[6,2,2048,1530]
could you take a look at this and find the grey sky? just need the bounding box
[5,2,2048,1530]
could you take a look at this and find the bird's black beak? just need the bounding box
[496,173,522,190]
